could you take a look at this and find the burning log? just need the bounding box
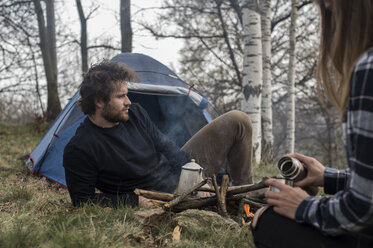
[242,198,266,208]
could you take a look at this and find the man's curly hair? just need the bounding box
[78,60,139,115]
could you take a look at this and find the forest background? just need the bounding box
[0,0,347,169]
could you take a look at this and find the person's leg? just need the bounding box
[181,110,253,185]
[251,207,360,248]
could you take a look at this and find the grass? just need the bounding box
[0,121,277,248]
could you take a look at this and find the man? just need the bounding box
[63,60,253,207]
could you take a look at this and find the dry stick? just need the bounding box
[227,190,266,201]
[212,175,229,217]
[164,178,208,210]
[237,199,245,219]
[134,189,174,201]
[198,178,270,194]
[247,197,267,204]
[171,196,217,212]
[242,198,266,208]
[227,178,269,196]
[219,174,229,215]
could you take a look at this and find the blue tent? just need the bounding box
[25,53,219,187]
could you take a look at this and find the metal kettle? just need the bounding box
[175,159,204,195]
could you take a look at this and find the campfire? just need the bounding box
[134,175,269,224]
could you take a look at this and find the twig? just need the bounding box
[227,178,268,195]
[242,198,266,208]
[170,196,217,212]
[134,189,174,201]
[219,174,229,215]
[212,175,228,217]
[198,178,270,194]
[164,179,208,210]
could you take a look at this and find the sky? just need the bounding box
[61,0,182,70]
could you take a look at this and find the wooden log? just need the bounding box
[164,178,208,210]
[170,196,217,212]
[219,174,230,216]
[212,175,228,217]
[242,198,266,208]
[227,178,268,196]
[134,188,174,201]
[198,178,270,194]
[197,188,216,192]
[227,188,267,201]
[237,198,245,219]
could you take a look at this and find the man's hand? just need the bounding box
[199,183,216,197]
[265,178,309,219]
[286,153,326,188]
[138,196,154,207]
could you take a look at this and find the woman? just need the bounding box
[251,0,373,247]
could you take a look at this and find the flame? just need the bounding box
[244,204,255,217]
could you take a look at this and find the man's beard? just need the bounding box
[101,103,129,123]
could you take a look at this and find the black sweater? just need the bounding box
[63,103,189,207]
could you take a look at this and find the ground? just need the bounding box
[0,121,277,248]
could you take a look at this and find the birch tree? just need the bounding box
[33,0,61,120]
[241,0,262,164]
[260,0,273,163]
[285,0,298,153]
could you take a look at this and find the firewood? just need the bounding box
[237,199,245,218]
[227,188,267,201]
[164,179,208,210]
[134,189,174,201]
[169,196,217,212]
[242,198,266,208]
[212,175,228,217]
[227,178,268,195]
[197,178,270,195]
[219,174,229,213]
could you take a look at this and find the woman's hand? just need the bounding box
[265,178,310,219]
[286,153,326,188]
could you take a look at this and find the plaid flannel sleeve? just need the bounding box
[295,49,373,235]
[323,167,350,194]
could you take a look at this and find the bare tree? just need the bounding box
[120,0,132,52]
[33,0,61,120]
[241,0,262,164]
[260,0,274,163]
[76,0,88,73]
[75,0,98,73]
[284,0,298,154]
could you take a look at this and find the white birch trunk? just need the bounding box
[260,0,273,163]
[241,0,262,164]
[285,0,298,154]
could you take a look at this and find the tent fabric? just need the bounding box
[26,53,219,187]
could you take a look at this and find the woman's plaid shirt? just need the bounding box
[295,48,373,236]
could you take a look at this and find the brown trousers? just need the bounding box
[181,110,253,185]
